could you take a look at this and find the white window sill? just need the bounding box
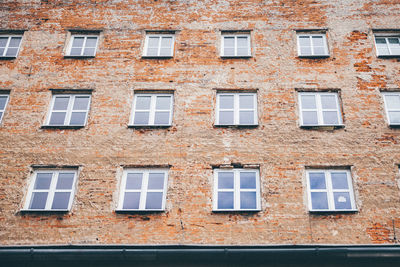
[300,124,344,129]
[220,55,252,59]
[309,209,358,213]
[20,209,70,213]
[41,125,86,129]
[298,54,330,58]
[213,209,261,212]
[142,55,173,59]
[214,124,258,128]
[128,124,171,129]
[115,209,165,213]
[64,55,96,59]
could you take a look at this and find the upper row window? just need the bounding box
[221,33,251,57]
[0,94,10,123]
[46,94,91,126]
[0,35,22,58]
[143,34,174,57]
[67,35,98,57]
[375,36,400,57]
[297,33,329,57]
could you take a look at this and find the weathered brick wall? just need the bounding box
[0,0,400,245]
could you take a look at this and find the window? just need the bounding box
[24,170,78,211]
[67,35,98,57]
[375,36,400,56]
[213,169,261,211]
[117,169,168,211]
[0,94,9,123]
[298,92,342,126]
[130,94,173,126]
[306,169,356,212]
[143,34,174,57]
[46,94,91,126]
[0,35,22,58]
[382,92,400,125]
[216,93,257,126]
[221,34,251,57]
[297,33,329,57]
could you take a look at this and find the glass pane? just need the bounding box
[224,37,235,47]
[309,172,326,189]
[311,192,329,210]
[72,37,84,48]
[311,36,324,46]
[53,96,70,110]
[159,48,172,56]
[313,46,326,55]
[237,47,248,56]
[0,48,4,56]
[240,172,256,189]
[388,38,399,44]
[321,95,337,109]
[0,96,8,110]
[218,192,234,209]
[331,172,349,189]
[145,192,163,209]
[219,111,234,125]
[385,95,400,109]
[123,192,140,209]
[34,173,52,189]
[134,112,150,125]
[85,37,98,47]
[218,172,234,189]
[30,192,48,209]
[388,111,400,124]
[49,112,66,125]
[239,111,254,124]
[224,47,235,56]
[147,37,159,48]
[51,192,70,209]
[156,96,171,110]
[0,112,3,121]
[5,47,18,57]
[302,111,318,125]
[146,48,158,56]
[0,37,7,47]
[239,95,254,109]
[219,95,234,109]
[83,47,95,56]
[240,192,257,209]
[126,173,142,190]
[160,37,172,48]
[298,36,311,46]
[376,41,389,55]
[73,97,90,110]
[237,37,248,47]
[9,37,22,47]
[148,173,164,190]
[390,47,400,55]
[334,192,352,209]
[301,95,316,109]
[375,37,386,44]
[300,46,312,55]
[56,173,74,189]
[70,112,87,125]
[154,111,170,125]
[322,111,339,125]
[70,48,82,56]
[135,96,151,109]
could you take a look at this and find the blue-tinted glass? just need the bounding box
[51,192,70,209]
[331,172,348,189]
[34,173,52,189]
[154,111,170,125]
[240,192,257,209]
[136,96,151,109]
[240,172,256,189]
[311,192,329,210]
[219,95,234,109]
[218,172,234,189]
[30,192,48,209]
[0,96,8,110]
[123,192,140,209]
[148,173,164,190]
[301,95,316,109]
[49,112,66,125]
[56,173,74,189]
[155,96,171,109]
[219,111,234,124]
[9,37,21,47]
[145,192,163,209]
[0,37,7,47]
[334,192,352,210]
[322,111,339,125]
[53,97,69,110]
[126,173,142,190]
[72,37,84,48]
[73,97,90,110]
[239,111,254,124]
[70,112,86,125]
[239,95,253,109]
[309,173,326,189]
[218,192,234,209]
[83,47,95,56]
[5,47,18,57]
[134,112,149,125]
[85,37,98,47]
[302,111,318,125]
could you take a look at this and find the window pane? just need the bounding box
[5,47,18,57]
[156,96,171,110]
[218,192,234,209]
[70,48,82,56]
[70,112,87,125]
[0,112,3,121]
[219,111,234,125]
[311,192,329,210]
[309,172,326,189]
[9,37,22,47]
[123,192,140,209]
[159,48,171,56]
[218,172,234,189]
[160,37,172,48]
[301,95,316,109]
[385,95,400,109]
[34,173,52,189]
[311,36,324,46]
[376,39,389,55]
[148,37,159,48]
[56,173,75,189]
[331,172,349,189]
[133,112,150,125]
[219,95,234,109]
[85,37,98,47]
[126,173,142,190]
[73,97,90,110]
[72,37,84,48]
[154,111,170,125]
[322,111,339,125]
[49,112,66,125]
[313,46,326,55]
[375,37,386,44]
[237,36,248,46]
[30,192,48,209]
[224,37,235,47]
[239,95,254,109]
[388,111,400,124]
[237,47,248,56]
[239,111,254,124]
[145,192,163,209]
[240,172,256,189]
[0,96,7,110]
[240,192,257,209]
[0,48,4,56]
[83,47,95,56]
[298,36,311,46]
[321,95,337,109]
[302,111,318,125]
[300,46,312,55]
[146,48,158,56]
[53,97,70,110]
[51,192,70,209]
[333,192,352,210]
[388,38,399,44]
[148,173,164,190]
[0,37,7,47]
[135,96,151,110]
[224,47,235,56]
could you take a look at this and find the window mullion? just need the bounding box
[4,37,11,56]
[234,94,239,124]
[149,95,156,125]
[325,171,334,210]
[140,172,149,210]
[316,94,324,125]
[81,37,87,56]
[157,36,162,56]
[234,171,240,210]
[46,171,57,210]
[234,36,238,56]
[65,96,74,125]
[386,38,392,55]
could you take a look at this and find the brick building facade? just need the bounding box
[1,0,400,266]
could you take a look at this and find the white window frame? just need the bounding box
[213,169,261,211]
[296,33,329,57]
[66,35,99,57]
[117,169,168,211]
[0,35,23,58]
[382,92,400,126]
[306,169,356,212]
[374,35,400,57]
[143,34,175,57]
[130,93,174,126]
[215,93,258,126]
[23,169,78,211]
[298,92,343,126]
[220,34,251,57]
[0,94,10,124]
[46,94,91,126]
